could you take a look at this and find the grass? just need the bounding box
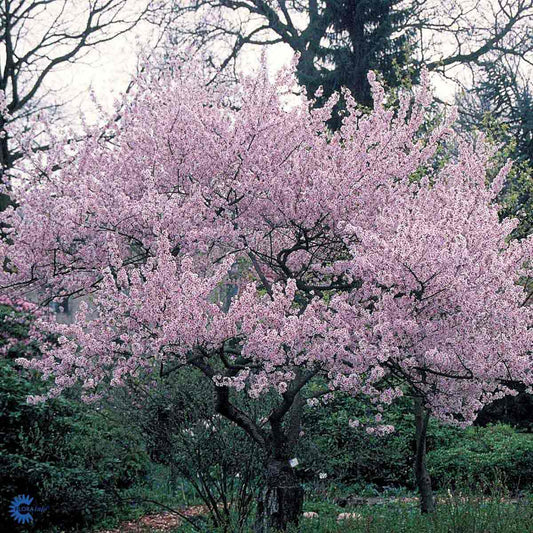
[87,467,533,533]
[294,495,533,533]
[170,495,533,532]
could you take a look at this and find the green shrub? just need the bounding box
[0,300,150,532]
[110,368,268,533]
[427,424,533,492]
[298,393,416,490]
[298,392,533,495]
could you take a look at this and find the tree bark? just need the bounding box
[255,394,305,532]
[0,114,13,213]
[414,397,436,513]
[255,457,304,532]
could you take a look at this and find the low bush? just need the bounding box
[0,300,150,532]
[110,368,268,532]
[428,424,533,492]
[298,392,533,495]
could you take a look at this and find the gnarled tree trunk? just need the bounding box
[196,359,309,531]
[255,457,304,532]
[255,395,304,532]
[414,397,436,513]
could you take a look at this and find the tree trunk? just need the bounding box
[200,362,309,531]
[255,457,304,532]
[414,397,436,513]
[0,115,13,214]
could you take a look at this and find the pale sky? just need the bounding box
[50,27,299,121]
[47,19,159,121]
[41,11,465,124]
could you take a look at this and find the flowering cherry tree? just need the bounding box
[1,62,531,529]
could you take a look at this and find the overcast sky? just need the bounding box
[43,12,463,124]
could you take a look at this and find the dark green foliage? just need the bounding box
[475,61,532,165]
[295,0,416,128]
[298,393,533,495]
[476,382,533,431]
[498,155,532,241]
[485,114,533,240]
[427,424,533,492]
[317,0,415,105]
[298,394,414,489]
[0,301,150,532]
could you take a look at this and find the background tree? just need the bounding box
[458,52,532,238]
[0,0,157,212]
[296,0,415,109]
[166,0,532,99]
[168,0,417,106]
[2,63,531,529]
[414,0,532,79]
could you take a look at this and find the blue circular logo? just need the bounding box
[9,494,34,524]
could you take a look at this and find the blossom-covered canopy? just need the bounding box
[2,63,531,426]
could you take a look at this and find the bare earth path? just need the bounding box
[97,506,209,532]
